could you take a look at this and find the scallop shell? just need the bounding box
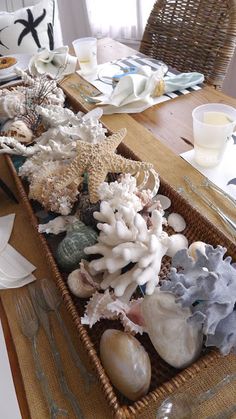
[141,289,203,368]
[188,241,206,260]
[166,233,188,257]
[100,329,151,401]
[167,212,186,232]
[155,194,171,210]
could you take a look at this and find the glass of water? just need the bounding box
[72,37,97,76]
[192,103,236,168]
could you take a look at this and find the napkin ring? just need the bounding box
[152,79,165,97]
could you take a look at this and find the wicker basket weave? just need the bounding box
[6,139,236,417]
[140,0,236,89]
[4,86,236,417]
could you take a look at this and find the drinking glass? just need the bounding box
[72,37,97,75]
[192,103,236,168]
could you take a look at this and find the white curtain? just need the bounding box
[85,0,155,49]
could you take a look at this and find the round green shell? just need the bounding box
[56,220,98,272]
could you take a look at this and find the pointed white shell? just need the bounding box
[167,213,186,232]
[100,329,151,401]
[141,290,203,368]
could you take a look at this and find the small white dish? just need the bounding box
[0,54,31,82]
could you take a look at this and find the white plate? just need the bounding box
[0,54,32,82]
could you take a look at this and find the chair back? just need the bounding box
[140,0,236,88]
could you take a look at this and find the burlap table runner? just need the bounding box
[0,155,236,419]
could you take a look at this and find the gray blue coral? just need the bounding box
[160,245,236,355]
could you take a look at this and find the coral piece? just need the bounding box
[0,89,25,119]
[100,329,151,401]
[29,161,79,215]
[0,71,65,132]
[85,202,169,296]
[141,289,203,368]
[56,220,98,271]
[161,245,236,355]
[167,213,186,232]
[53,129,154,203]
[38,215,78,234]
[98,173,144,212]
[206,311,236,355]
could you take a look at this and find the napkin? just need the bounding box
[94,67,204,114]
[29,46,77,78]
[0,214,36,289]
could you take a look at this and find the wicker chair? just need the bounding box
[140,0,236,88]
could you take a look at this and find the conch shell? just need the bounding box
[141,289,203,368]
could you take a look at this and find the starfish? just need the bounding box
[14,8,46,48]
[54,128,153,203]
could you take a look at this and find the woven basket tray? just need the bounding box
[5,108,236,418]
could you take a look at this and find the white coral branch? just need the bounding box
[85,204,169,296]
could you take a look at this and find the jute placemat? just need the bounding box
[0,156,236,419]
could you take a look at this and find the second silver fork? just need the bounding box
[15,292,68,419]
[28,283,84,419]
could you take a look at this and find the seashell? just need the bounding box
[166,233,188,257]
[141,289,203,369]
[100,329,151,401]
[167,212,186,232]
[188,241,206,260]
[67,260,100,298]
[155,194,171,210]
[56,220,98,271]
[2,119,33,143]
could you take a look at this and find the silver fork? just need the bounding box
[183,176,236,237]
[29,283,84,419]
[39,278,95,393]
[15,292,68,419]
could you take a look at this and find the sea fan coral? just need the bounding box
[160,245,236,355]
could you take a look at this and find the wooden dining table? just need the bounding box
[0,38,235,419]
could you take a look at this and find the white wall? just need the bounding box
[57,0,91,44]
